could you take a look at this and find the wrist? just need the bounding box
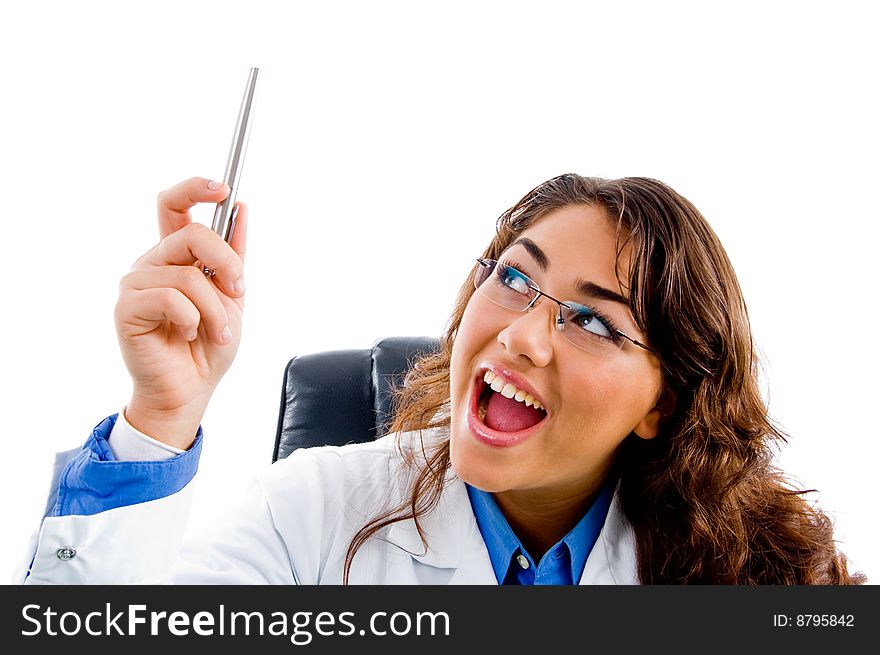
[124,395,208,450]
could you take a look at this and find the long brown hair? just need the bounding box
[343,174,865,584]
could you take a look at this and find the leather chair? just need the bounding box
[273,336,440,462]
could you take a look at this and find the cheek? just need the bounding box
[456,300,487,346]
[558,369,613,431]
[450,301,496,388]
[557,363,659,434]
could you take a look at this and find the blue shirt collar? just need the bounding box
[466,478,616,584]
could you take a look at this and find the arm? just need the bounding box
[19,177,252,583]
[22,425,298,585]
[51,412,200,518]
[18,412,201,583]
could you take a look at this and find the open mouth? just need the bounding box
[467,368,549,446]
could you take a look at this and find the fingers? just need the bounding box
[135,222,245,299]
[117,287,205,344]
[120,267,233,345]
[157,177,230,240]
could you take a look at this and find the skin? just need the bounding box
[116,177,248,449]
[448,204,670,560]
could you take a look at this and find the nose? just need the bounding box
[496,298,555,367]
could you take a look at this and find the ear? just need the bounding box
[632,387,677,440]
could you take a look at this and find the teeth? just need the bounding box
[481,371,545,412]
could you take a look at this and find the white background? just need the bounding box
[2,1,876,583]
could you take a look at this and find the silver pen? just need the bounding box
[211,67,259,243]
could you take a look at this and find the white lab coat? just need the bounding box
[19,431,639,585]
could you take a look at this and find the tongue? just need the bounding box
[484,391,546,432]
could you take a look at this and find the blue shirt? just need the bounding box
[466,480,615,585]
[52,413,202,516]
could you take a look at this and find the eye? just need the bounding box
[568,305,614,339]
[496,263,533,296]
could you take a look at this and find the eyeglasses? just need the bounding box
[473,258,655,356]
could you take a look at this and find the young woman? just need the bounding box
[20,174,864,585]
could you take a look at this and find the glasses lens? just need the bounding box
[558,302,625,353]
[474,259,495,289]
[474,259,535,311]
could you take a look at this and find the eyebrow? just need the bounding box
[511,237,630,307]
[512,238,549,270]
[574,279,629,307]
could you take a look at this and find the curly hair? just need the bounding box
[343,174,865,584]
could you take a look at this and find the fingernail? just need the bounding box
[221,326,232,343]
[207,180,224,190]
[233,277,245,296]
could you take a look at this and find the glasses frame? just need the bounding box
[474,258,655,355]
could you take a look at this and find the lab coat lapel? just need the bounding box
[386,476,497,584]
[579,489,639,584]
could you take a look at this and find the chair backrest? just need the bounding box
[272,336,440,462]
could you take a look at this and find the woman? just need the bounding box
[20,174,864,585]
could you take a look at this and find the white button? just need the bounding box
[516,554,530,570]
[56,546,77,561]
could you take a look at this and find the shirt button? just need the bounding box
[56,546,77,561]
[516,554,530,570]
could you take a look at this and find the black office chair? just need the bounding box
[272,336,440,462]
